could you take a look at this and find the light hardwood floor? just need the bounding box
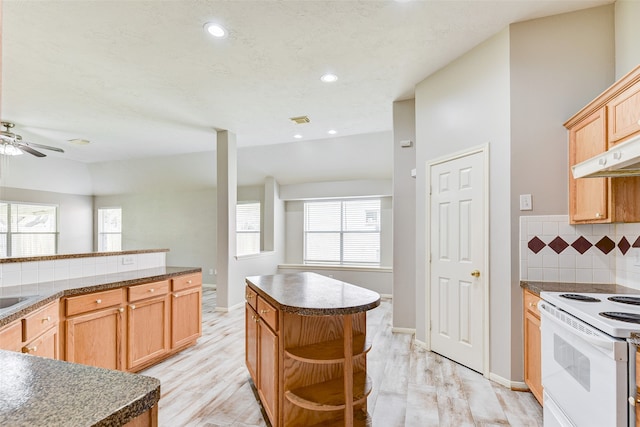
[141,289,543,427]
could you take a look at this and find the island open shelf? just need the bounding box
[245,272,380,427]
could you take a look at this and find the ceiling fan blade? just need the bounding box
[22,141,64,153]
[18,144,47,157]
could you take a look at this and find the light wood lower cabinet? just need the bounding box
[523,289,542,405]
[65,294,125,370]
[127,281,170,371]
[0,300,60,358]
[62,272,201,372]
[171,274,202,350]
[123,405,158,427]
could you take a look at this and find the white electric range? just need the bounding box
[539,291,640,427]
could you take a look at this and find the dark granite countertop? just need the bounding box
[520,280,640,297]
[0,350,160,427]
[246,272,381,315]
[0,266,201,327]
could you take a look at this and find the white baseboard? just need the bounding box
[392,327,416,335]
[380,293,393,299]
[489,372,528,391]
[202,283,216,290]
[215,300,244,312]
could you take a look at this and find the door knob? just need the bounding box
[471,270,480,278]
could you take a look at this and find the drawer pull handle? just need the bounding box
[173,293,179,298]
[119,307,124,313]
[131,305,136,310]
[24,345,37,353]
[260,309,269,314]
[595,212,601,218]
[96,299,102,304]
[246,294,254,299]
[251,315,260,323]
[42,316,51,323]
[149,288,155,293]
[187,280,192,284]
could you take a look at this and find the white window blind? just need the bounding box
[304,199,380,266]
[98,208,122,252]
[0,202,58,257]
[237,202,260,256]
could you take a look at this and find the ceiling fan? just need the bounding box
[0,122,65,157]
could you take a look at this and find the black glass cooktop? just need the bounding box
[600,312,640,324]
[559,294,601,302]
[608,296,640,306]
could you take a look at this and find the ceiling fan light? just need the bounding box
[0,144,24,156]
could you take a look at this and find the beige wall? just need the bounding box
[392,99,416,329]
[615,0,640,79]
[412,4,614,383]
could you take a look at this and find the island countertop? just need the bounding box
[246,272,381,316]
[0,350,160,427]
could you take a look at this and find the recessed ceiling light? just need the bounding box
[320,73,338,83]
[204,22,227,38]
[293,134,303,139]
[328,129,337,135]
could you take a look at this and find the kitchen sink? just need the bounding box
[0,295,40,312]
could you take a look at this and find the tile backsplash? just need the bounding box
[520,215,640,289]
[0,252,166,288]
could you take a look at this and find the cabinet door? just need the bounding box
[127,295,170,371]
[66,306,124,370]
[524,310,542,404]
[246,304,259,384]
[569,108,610,223]
[171,286,202,349]
[0,320,23,352]
[608,78,640,145]
[22,326,59,360]
[258,323,278,426]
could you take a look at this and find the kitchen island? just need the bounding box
[0,350,160,427]
[245,272,380,427]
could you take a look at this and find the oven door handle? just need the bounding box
[539,302,616,351]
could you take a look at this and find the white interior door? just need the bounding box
[429,149,486,373]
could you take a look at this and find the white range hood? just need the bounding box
[572,133,640,178]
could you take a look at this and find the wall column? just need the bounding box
[216,130,237,309]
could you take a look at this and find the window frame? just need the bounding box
[303,198,381,267]
[236,201,261,256]
[0,201,59,257]
[97,207,122,252]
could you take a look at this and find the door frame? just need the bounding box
[425,143,490,377]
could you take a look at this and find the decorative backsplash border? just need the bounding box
[520,215,640,287]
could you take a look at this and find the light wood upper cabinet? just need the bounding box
[565,64,640,224]
[608,78,640,145]
[523,290,542,405]
[569,108,609,223]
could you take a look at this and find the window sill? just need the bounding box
[278,264,392,273]
[235,251,276,261]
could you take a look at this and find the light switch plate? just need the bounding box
[520,194,532,211]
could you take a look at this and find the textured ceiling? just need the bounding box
[1,0,610,163]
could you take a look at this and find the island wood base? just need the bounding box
[245,273,380,427]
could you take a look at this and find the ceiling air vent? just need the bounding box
[289,116,310,124]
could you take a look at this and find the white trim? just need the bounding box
[413,338,428,350]
[235,251,275,261]
[278,264,392,273]
[426,143,491,378]
[489,373,529,391]
[392,327,416,335]
[202,283,217,290]
[215,300,244,312]
[379,293,393,299]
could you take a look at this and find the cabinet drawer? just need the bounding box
[523,290,540,318]
[246,286,258,310]
[129,280,169,302]
[66,289,124,316]
[172,273,202,292]
[23,301,59,342]
[257,297,278,332]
